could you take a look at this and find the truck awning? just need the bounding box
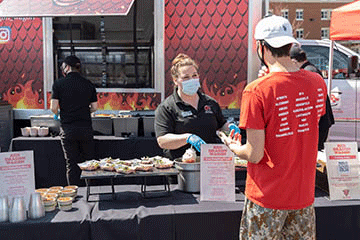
[0,0,134,17]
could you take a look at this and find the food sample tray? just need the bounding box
[81,167,179,201]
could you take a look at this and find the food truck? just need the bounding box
[0,0,263,141]
[3,0,359,151]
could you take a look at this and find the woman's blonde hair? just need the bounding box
[170,53,199,79]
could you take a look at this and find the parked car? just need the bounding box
[298,39,360,147]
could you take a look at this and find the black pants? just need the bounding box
[60,126,95,186]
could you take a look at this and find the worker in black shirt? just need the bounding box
[290,45,335,150]
[155,53,234,160]
[50,55,98,186]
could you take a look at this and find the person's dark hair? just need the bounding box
[290,45,307,62]
[63,55,81,70]
[261,40,292,57]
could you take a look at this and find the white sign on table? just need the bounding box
[0,151,35,208]
[325,142,360,200]
[200,144,235,202]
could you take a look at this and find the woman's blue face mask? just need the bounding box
[181,78,200,95]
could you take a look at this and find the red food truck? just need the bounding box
[0,0,263,147]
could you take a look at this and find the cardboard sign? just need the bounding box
[325,142,360,200]
[200,144,235,202]
[0,151,35,208]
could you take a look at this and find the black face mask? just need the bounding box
[257,41,268,69]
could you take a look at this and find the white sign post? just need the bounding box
[200,144,235,202]
[325,142,360,200]
[0,151,35,208]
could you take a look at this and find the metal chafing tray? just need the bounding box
[92,115,113,135]
[81,166,179,200]
[30,115,61,134]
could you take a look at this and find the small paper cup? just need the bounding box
[64,185,78,195]
[47,189,61,195]
[57,197,73,211]
[35,188,49,194]
[61,189,76,198]
[49,186,63,191]
[44,193,59,199]
[42,197,57,212]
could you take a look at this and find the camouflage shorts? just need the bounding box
[239,198,316,240]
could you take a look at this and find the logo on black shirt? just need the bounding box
[204,105,213,114]
[181,111,193,118]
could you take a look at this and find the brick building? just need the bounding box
[269,0,354,40]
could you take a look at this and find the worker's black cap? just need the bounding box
[63,55,81,68]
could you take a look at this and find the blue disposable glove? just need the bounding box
[54,110,60,121]
[186,134,206,152]
[228,123,240,135]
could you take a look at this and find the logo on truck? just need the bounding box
[0,27,11,44]
[330,87,342,108]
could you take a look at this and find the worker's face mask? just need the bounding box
[181,78,200,96]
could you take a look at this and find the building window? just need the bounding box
[296,29,304,39]
[281,9,289,19]
[53,1,155,89]
[321,28,330,39]
[296,9,304,21]
[321,9,331,20]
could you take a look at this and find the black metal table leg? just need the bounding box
[85,179,90,202]
[111,178,116,200]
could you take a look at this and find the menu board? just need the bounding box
[200,144,235,202]
[325,142,360,200]
[0,151,35,208]
[0,0,134,17]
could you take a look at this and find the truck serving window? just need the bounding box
[302,45,349,79]
[52,0,154,89]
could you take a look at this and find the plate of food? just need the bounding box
[154,157,173,169]
[100,162,116,171]
[115,165,136,174]
[134,164,153,172]
[78,160,100,171]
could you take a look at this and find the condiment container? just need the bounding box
[42,197,56,212]
[64,185,78,195]
[49,186,63,191]
[38,127,49,137]
[28,193,45,219]
[21,127,30,137]
[61,189,76,199]
[57,197,73,211]
[35,188,49,194]
[44,193,59,199]
[30,127,39,137]
[0,196,9,222]
[9,197,27,223]
[47,189,61,195]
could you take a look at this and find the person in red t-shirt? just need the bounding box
[223,15,327,239]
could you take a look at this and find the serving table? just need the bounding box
[81,167,179,200]
[1,186,360,240]
[9,136,163,188]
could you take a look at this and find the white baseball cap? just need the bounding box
[254,15,299,48]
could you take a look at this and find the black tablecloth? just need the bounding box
[0,187,94,240]
[1,186,360,240]
[9,136,164,188]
